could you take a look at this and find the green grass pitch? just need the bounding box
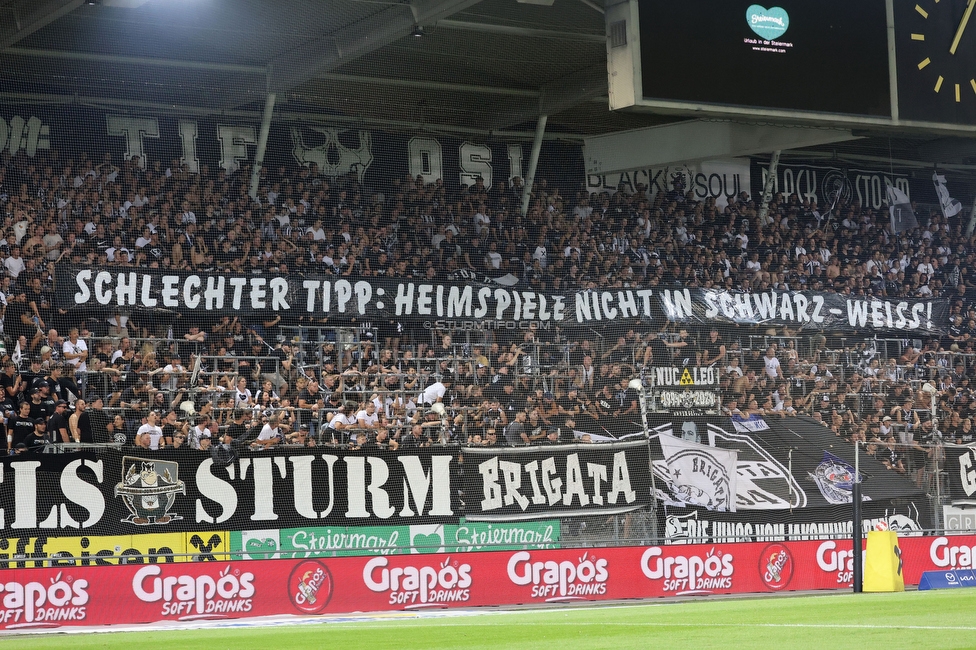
[5,590,976,650]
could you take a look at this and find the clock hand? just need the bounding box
[950,0,976,55]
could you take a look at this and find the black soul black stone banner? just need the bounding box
[56,266,950,333]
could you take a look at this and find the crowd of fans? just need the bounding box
[0,145,974,494]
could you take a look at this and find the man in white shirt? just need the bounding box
[356,402,380,436]
[323,405,357,445]
[419,379,450,405]
[252,415,282,450]
[189,415,212,451]
[136,411,165,450]
[763,347,781,380]
[62,328,88,374]
[4,247,25,279]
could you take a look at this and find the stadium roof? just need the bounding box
[0,0,974,166]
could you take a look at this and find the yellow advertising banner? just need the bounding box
[0,532,230,567]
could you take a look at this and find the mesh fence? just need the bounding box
[1,1,975,567]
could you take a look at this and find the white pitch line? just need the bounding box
[323,621,976,632]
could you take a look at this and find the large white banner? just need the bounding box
[659,435,738,512]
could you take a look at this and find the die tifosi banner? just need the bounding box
[0,448,460,538]
[946,444,976,502]
[54,265,949,333]
[1,536,973,630]
[460,440,652,522]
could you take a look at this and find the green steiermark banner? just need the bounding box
[229,519,561,560]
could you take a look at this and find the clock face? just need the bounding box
[896,0,976,124]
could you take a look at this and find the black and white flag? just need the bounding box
[658,435,737,512]
[887,180,918,234]
[933,172,963,220]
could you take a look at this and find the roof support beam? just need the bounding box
[435,19,606,42]
[538,63,608,116]
[3,47,267,74]
[317,72,539,98]
[0,91,585,142]
[267,0,482,96]
[0,0,85,50]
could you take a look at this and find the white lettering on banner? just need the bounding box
[959,449,976,497]
[1,459,105,531]
[658,391,719,409]
[640,546,734,592]
[847,299,928,330]
[816,541,856,585]
[506,551,609,599]
[0,115,51,158]
[106,116,159,168]
[64,271,948,332]
[132,565,254,616]
[363,556,471,606]
[653,367,718,387]
[507,144,524,183]
[758,165,911,209]
[477,452,636,513]
[194,454,453,524]
[408,137,443,186]
[0,574,88,624]
[217,125,256,173]
[930,537,976,568]
[178,120,200,174]
[459,142,492,187]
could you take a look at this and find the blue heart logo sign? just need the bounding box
[747,5,790,40]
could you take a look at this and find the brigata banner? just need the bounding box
[54,265,949,333]
[460,440,651,522]
[0,448,460,537]
[1,536,972,629]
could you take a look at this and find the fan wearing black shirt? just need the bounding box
[701,329,727,367]
[0,361,24,404]
[223,410,250,447]
[85,395,112,444]
[47,401,71,443]
[8,401,37,448]
[22,419,48,452]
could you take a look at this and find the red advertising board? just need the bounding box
[1,536,974,630]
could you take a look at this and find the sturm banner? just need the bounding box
[461,441,651,522]
[56,266,950,333]
[0,536,973,629]
[0,448,460,537]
